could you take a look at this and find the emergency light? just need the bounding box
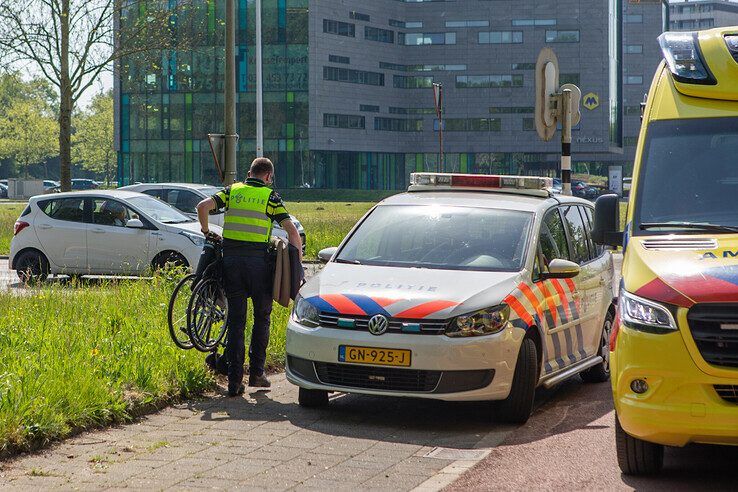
[409,173,553,197]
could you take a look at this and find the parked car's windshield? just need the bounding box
[636,117,738,233]
[127,195,194,224]
[198,186,222,197]
[335,205,532,271]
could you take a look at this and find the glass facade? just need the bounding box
[118,0,309,188]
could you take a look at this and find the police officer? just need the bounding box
[196,157,302,397]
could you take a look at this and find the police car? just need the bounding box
[287,173,615,423]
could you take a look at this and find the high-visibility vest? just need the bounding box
[222,183,273,243]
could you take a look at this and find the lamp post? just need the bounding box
[255,0,263,157]
[223,0,238,185]
[432,83,444,173]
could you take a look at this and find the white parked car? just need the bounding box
[9,190,221,282]
[287,173,615,423]
[119,182,306,250]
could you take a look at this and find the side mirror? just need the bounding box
[318,247,337,264]
[126,219,144,229]
[544,259,580,279]
[592,194,623,247]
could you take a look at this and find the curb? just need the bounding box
[0,255,8,260]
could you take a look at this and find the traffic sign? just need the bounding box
[535,48,559,142]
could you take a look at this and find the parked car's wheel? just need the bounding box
[298,387,329,408]
[153,251,188,272]
[496,337,538,424]
[615,414,664,475]
[581,311,614,383]
[15,250,50,284]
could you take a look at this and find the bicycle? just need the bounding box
[166,234,228,352]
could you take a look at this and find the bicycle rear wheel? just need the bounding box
[167,273,196,350]
[187,278,228,352]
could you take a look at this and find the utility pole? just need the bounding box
[223,0,239,185]
[255,0,264,157]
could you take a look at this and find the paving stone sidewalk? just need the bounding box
[0,374,511,491]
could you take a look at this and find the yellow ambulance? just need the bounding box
[592,28,738,474]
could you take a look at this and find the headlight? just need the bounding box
[619,289,677,334]
[658,32,715,85]
[180,231,205,247]
[725,35,738,63]
[446,305,510,337]
[292,295,320,328]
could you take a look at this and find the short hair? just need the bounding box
[250,157,274,177]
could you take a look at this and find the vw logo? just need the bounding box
[367,314,389,336]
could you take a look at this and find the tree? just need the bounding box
[73,91,114,184]
[0,0,202,191]
[0,98,58,177]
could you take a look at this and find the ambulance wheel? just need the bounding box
[615,414,664,475]
[298,387,328,408]
[496,337,537,424]
[581,311,613,383]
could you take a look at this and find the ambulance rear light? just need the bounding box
[658,32,716,85]
[725,34,738,63]
[409,173,552,195]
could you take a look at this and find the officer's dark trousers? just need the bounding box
[222,254,273,390]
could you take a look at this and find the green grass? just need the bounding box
[0,275,290,456]
[0,204,25,256]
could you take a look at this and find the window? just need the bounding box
[523,118,535,131]
[560,73,580,85]
[399,32,456,45]
[40,198,86,223]
[625,75,643,85]
[393,75,434,88]
[624,14,642,23]
[323,113,366,129]
[359,104,380,112]
[407,64,467,71]
[166,189,201,215]
[456,74,524,88]
[379,61,406,71]
[389,107,435,114]
[323,19,355,37]
[323,66,385,86]
[512,19,556,26]
[365,26,394,43]
[624,136,638,146]
[349,11,370,22]
[405,21,423,28]
[512,63,536,70]
[545,30,579,43]
[490,106,534,114]
[582,207,603,258]
[92,198,137,227]
[478,31,523,44]
[539,209,570,267]
[699,19,714,28]
[625,45,643,54]
[374,117,423,132]
[389,19,405,28]
[445,20,489,28]
[329,54,350,64]
[561,205,590,264]
[434,118,501,132]
[624,105,641,116]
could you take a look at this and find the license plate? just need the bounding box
[338,345,411,367]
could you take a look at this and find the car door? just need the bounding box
[34,197,88,271]
[560,204,602,359]
[87,198,151,274]
[536,207,584,374]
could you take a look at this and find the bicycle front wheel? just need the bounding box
[187,278,228,352]
[167,273,196,350]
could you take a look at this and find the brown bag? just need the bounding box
[272,239,291,307]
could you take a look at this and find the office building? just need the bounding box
[669,0,738,31]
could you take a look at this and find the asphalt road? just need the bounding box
[449,379,738,491]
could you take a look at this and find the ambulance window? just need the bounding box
[539,209,569,266]
[562,205,590,264]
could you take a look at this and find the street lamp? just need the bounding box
[433,83,444,173]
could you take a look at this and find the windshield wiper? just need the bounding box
[640,222,738,233]
[163,219,193,224]
[334,258,361,265]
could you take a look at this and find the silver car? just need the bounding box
[120,182,306,251]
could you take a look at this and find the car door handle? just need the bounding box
[91,228,106,233]
[37,224,52,230]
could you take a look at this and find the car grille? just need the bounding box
[686,304,738,368]
[314,362,441,392]
[318,313,448,335]
[714,385,738,404]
